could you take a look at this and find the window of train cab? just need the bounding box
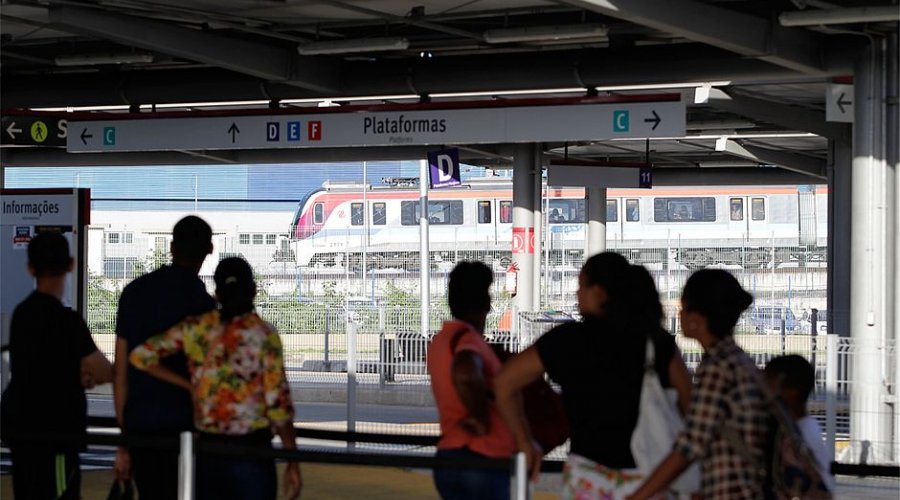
[351,202,364,226]
[478,201,492,224]
[499,201,512,223]
[372,203,387,225]
[313,203,325,224]
[751,198,766,221]
[625,199,640,222]
[607,200,618,222]
[730,198,744,221]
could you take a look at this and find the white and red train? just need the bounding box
[288,178,828,270]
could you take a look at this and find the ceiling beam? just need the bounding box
[566,0,826,74]
[47,5,341,93]
[705,88,847,140]
[718,139,826,179]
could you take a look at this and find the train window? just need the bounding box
[266,234,277,245]
[626,199,640,222]
[239,234,250,245]
[730,198,744,221]
[313,203,324,224]
[653,197,716,222]
[350,202,364,226]
[372,203,387,225]
[252,234,264,245]
[478,201,492,224]
[752,198,766,221]
[400,200,464,225]
[499,200,512,223]
[549,199,586,223]
[607,200,618,222]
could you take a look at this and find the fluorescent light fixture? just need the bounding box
[298,37,409,56]
[595,81,731,92]
[484,24,607,43]
[281,94,419,104]
[55,54,154,66]
[698,161,759,168]
[431,88,585,98]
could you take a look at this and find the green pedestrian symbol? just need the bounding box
[30,121,48,143]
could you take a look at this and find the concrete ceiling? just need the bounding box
[2,0,896,174]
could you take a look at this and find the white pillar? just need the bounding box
[850,42,893,463]
[512,144,536,314]
[586,187,607,258]
[887,30,900,463]
[419,160,430,339]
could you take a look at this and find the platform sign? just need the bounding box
[427,148,461,189]
[1,116,68,147]
[67,99,686,152]
[548,164,653,188]
[826,84,854,123]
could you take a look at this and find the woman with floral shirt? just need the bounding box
[131,257,301,500]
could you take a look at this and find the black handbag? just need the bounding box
[107,480,135,500]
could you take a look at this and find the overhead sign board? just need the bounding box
[67,99,686,152]
[826,84,854,123]
[427,148,461,189]
[548,164,653,188]
[1,116,68,147]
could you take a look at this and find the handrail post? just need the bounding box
[512,452,528,500]
[178,431,195,500]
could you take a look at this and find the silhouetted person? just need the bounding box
[2,232,113,499]
[496,255,691,496]
[427,261,515,500]
[630,269,768,500]
[131,257,301,500]
[113,216,216,499]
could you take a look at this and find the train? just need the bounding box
[288,178,828,270]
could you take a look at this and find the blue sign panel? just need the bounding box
[287,121,302,141]
[427,148,461,189]
[639,167,652,188]
[266,122,280,141]
[613,110,630,132]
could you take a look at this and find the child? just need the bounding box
[764,355,835,493]
[1,232,113,499]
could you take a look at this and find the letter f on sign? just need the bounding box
[437,154,454,182]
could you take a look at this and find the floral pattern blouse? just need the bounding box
[130,310,294,435]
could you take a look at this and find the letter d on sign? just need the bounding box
[437,154,454,182]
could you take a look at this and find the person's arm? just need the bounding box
[627,451,692,500]
[451,350,491,435]
[275,421,302,500]
[495,346,546,480]
[80,350,113,387]
[668,346,693,415]
[129,321,191,392]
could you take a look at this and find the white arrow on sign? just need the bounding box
[6,122,22,140]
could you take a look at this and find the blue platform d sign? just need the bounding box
[427,148,461,189]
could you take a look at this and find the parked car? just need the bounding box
[749,306,798,334]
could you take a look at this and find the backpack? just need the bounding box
[449,327,569,454]
[723,367,833,500]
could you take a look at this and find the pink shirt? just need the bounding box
[426,320,516,458]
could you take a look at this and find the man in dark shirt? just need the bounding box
[1,232,113,499]
[113,216,215,499]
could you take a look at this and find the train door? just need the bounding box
[797,186,817,247]
[475,199,494,243]
[622,197,641,243]
[606,197,622,243]
[727,196,768,242]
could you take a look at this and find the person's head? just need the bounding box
[765,355,815,418]
[27,232,73,279]
[577,252,629,319]
[623,264,664,334]
[171,216,213,269]
[447,261,493,331]
[680,269,753,342]
[214,257,256,321]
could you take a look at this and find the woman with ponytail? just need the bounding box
[130,257,301,500]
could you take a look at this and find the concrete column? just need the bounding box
[888,30,900,463]
[827,139,852,337]
[532,152,543,311]
[586,187,607,258]
[512,144,536,314]
[850,42,893,463]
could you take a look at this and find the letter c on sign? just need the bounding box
[616,113,626,131]
[437,154,454,182]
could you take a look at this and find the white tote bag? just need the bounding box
[630,338,700,496]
